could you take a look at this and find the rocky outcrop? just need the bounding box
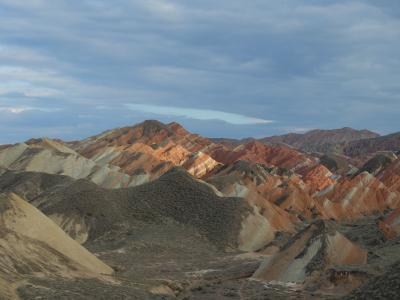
[253,221,367,286]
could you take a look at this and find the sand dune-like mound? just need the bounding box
[253,221,367,285]
[0,193,113,284]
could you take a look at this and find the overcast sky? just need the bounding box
[1,0,399,143]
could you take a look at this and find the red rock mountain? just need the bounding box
[69,120,221,181]
[210,140,316,171]
[69,120,320,183]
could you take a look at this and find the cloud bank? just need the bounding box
[0,0,399,142]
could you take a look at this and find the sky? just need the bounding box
[0,0,399,143]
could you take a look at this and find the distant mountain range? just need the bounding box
[261,127,380,153]
[0,120,400,298]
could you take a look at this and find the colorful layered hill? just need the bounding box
[253,221,368,293]
[1,119,400,298]
[1,120,399,223]
[210,140,316,171]
[68,120,321,183]
[69,120,221,181]
[0,138,138,188]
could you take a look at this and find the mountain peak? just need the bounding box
[136,119,173,136]
[167,121,189,135]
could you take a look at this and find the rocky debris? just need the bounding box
[345,260,400,300]
[16,277,152,300]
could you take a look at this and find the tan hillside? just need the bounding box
[0,193,113,287]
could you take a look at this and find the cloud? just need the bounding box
[0,107,31,114]
[140,0,184,22]
[125,103,273,125]
[0,106,61,114]
[281,127,315,134]
[0,0,399,142]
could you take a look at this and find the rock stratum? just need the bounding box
[1,120,400,299]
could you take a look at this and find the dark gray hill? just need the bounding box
[0,168,252,250]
